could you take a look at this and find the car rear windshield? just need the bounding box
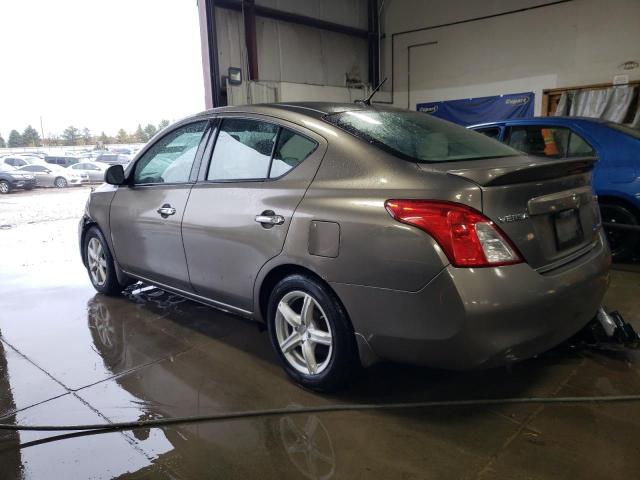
[324,110,519,163]
[607,122,640,140]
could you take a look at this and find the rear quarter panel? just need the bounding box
[255,132,482,301]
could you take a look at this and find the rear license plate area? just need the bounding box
[553,208,583,249]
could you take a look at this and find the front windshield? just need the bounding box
[325,110,519,162]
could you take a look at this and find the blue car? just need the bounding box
[469,117,640,260]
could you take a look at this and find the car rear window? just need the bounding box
[325,110,519,163]
[607,122,640,139]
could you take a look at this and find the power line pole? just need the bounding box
[40,116,45,148]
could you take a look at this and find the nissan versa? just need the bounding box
[79,103,610,391]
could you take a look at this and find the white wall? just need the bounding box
[380,0,640,113]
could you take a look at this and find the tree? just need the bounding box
[82,128,92,145]
[143,123,157,140]
[158,119,170,131]
[0,134,5,148]
[8,130,23,148]
[115,128,129,144]
[98,131,109,144]
[61,126,80,146]
[134,124,146,143]
[22,125,41,147]
[46,133,60,146]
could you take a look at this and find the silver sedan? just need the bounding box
[19,164,88,188]
[68,162,108,183]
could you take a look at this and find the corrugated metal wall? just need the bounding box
[215,0,369,89]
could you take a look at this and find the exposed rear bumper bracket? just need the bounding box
[583,306,640,349]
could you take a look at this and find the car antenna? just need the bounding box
[356,78,387,106]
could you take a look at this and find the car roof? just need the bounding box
[468,116,610,129]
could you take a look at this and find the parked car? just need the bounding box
[2,155,45,168]
[80,103,609,391]
[19,163,88,188]
[469,117,640,259]
[111,147,135,156]
[68,161,108,182]
[95,153,130,166]
[44,155,81,168]
[0,163,36,194]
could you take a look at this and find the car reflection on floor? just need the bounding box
[86,289,336,479]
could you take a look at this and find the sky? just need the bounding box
[0,0,205,139]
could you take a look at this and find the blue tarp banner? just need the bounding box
[416,92,535,126]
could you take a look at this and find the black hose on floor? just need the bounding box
[1,394,640,432]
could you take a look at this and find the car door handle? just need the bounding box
[255,213,285,226]
[157,204,176,217]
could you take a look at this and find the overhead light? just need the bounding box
[228,67,243,85]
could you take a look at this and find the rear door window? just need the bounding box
[474,127,501,140]
[506,126,570,158]
[269,129,317,178]
[567,132,596,157]
[207,119,278,181]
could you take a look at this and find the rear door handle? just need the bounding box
[255,213,285,226]
[157,204,176,217]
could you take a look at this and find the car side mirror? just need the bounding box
[105,165,126,185]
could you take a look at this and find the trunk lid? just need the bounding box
[422,155,600,270]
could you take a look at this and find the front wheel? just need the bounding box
[54,177,68,188]
[0,180,10,194]
[84,227,125,295]
[267,274,360,392]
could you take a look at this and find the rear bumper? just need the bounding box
[333,231,611,370]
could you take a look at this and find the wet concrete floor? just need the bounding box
[1,189,640,479]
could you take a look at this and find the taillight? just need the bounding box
[385,199,522,268]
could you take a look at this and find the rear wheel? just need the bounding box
[267,274,360,392]
[600,201,639,261]
[54,177,67,188]
[84,227,125,295]
[0,181,10,194]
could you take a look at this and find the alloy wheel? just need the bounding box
[87,237,108,287]
[0,181,9,194]
[274,290,334,375]
[55,177,67,188]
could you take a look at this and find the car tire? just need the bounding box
[599,201,639,261]
[83,227,125,296]
[267,274,360,392]
[54,177,68,188]
[0,180,10,194]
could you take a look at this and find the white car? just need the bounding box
[19,164,89,188]
[68,162,108,182]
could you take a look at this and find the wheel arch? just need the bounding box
[80,218,100,268]
[256,263,351,326]
[80,219,133,286]
[598,194,640,219]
